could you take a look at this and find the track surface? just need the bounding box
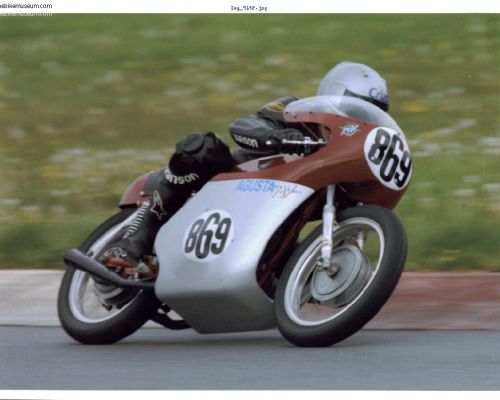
[1,327,498,390]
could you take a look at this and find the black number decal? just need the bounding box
[368,129,412,188]
[368,129,391,165]
[380,134,402,182]
[196,213,219,259]
[212,217,231,255]
[395,151,412,188]
[185,212,232,259]
[184,218,204,254]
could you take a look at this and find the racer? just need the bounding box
[100,61,390,275]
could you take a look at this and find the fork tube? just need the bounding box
[319,184,336,268]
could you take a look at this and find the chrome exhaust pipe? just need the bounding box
[63,248,155,291]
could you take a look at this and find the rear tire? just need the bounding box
[57,208,160,344]
[274,205,407,347]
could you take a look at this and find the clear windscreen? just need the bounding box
[285,95,404,136]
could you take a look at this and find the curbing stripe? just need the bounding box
[0,270,498,329]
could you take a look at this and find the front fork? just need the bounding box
[317,184,339,275]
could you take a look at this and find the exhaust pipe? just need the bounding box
[64,248,155,291]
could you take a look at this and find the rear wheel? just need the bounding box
[57,208,160,344]
[274,205,407,347]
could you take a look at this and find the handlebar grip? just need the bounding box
[266,139,325,146]
[281,139,326,146]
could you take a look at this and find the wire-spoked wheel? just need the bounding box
[274,205,407,347]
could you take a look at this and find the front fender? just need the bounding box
[119,168,164,208]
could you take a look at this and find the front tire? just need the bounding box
[57,208,160,344]
[274,205,407,347]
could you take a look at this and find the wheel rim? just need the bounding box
[68,212,140,324]
[284,217,385,327]
[68,271,140,323]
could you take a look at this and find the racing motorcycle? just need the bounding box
[58,95,412,347]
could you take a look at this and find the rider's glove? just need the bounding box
[268,128,305,154]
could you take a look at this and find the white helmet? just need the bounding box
[317,61,389,112]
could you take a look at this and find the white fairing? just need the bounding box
[154,179,314,333]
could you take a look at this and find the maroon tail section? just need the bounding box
[119,173,150,208]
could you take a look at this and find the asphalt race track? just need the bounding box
[0,326,498,390]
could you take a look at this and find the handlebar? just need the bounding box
[265,137,326,155]
[281,138,326,146]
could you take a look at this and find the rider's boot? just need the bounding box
[100,169,198,278]
[101,131,235,278]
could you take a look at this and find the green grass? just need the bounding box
[0,14,499,270]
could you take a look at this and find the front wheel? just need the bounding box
[274,205,407,347]
[57,208,160,344]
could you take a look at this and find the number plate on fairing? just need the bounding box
[364,127,413,191]
[183,210,234,262]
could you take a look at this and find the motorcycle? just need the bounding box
[58,95,412,347]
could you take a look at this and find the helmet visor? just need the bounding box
[344,89,389,112]
[318,76,389,112]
